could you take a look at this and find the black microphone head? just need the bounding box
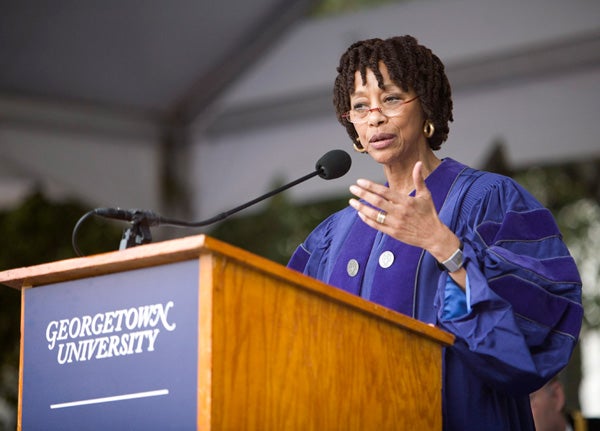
[316,149,352,180]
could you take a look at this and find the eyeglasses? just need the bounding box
[342,95,419,124]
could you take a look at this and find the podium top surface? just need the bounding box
[0,234,222,290]
[0,234,454,346]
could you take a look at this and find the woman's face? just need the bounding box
[350,62,427,165]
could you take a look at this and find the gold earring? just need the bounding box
[353,137,367,153]
[423,120,435,138]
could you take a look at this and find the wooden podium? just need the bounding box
[0,235,454,431]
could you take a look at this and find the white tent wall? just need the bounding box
[0,98,162,210]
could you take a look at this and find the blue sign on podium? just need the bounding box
[22,260,199,430]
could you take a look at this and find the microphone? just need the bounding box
[315,149,352,180]
[73,149,351,254]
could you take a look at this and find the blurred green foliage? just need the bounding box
[310,0,409,17]
[0,191,122,430]
[209,182,348,266]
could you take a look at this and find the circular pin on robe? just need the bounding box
[379,251,394,269]
[347,259,359,277]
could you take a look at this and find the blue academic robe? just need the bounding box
[288,158,583,431]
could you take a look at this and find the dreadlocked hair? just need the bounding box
[333,35,453,151]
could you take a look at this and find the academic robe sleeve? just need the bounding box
[436,174,583,395]
[287,214,333,279]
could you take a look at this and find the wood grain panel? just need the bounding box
[206,252,444,430]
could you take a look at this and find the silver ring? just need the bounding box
[376,210,386,224]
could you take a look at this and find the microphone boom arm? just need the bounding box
[72,149,351,255]
[172,170,320,228]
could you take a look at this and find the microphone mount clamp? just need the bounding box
[118,210,155,250]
